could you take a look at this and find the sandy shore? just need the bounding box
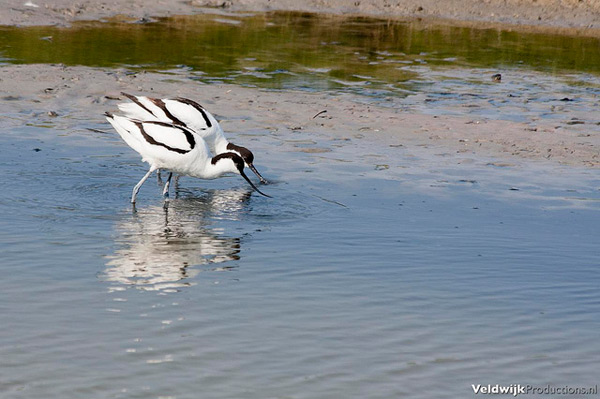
[1,1,599,169]
[1,64,598,168]
[2,0,600,32]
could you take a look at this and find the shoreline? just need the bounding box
[2,0,600,36]
[1,64,598,169]
[1,1,599,170]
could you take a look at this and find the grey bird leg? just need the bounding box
[156,169,162,184]
[174,175,181,199]
[132,166,156,203]
[162,172,173,199]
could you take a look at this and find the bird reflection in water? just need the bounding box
[104,188,253,292]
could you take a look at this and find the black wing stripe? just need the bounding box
[150,98,187,127]
[135,121,191,154]
[121,92,156,118]
[144,121,196,149]
[173,97,213,128]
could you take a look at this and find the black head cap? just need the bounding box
[226,142,267,184]
[211,152,271,197]
[227,143,254,164]
[211,152,245,172]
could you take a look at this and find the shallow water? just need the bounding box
[3,12,600,75]
[1,11,600,399]
[2,12,600,131]
[1,117,599,398]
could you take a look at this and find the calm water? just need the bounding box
[3,12,600,129]
[3,12,600,77]
[1,11,600,399]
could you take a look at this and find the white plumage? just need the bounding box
[118,93,267,183]
[105,107,270,203]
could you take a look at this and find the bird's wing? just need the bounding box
[107,113,196,155]
[119,93,218,135]
[106,113,145,155]
[119,92,184,125]
[162,97,214,133]
[117,102,159,122]
[118,93,226,155]
[138,120,197,154]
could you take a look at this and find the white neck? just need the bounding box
[213,132,230,155]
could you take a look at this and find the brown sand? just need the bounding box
[2,0,600,32]
[1,64,598,168]
[1,1,599,169]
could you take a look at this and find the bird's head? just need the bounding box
[226,143,268,184]
[211,153,271,197]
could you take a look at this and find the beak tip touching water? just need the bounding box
[248,163,269,185]
[240,169,272,198]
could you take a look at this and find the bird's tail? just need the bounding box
[105,112,145,156]
[117,101,159,122]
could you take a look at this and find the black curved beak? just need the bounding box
[240,169,272,197]
[248,163,268,184]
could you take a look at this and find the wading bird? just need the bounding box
[105,112,270,203]
[117,93,268,184]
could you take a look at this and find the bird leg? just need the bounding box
[174,175,181,199]
[131,166,156,204]
[162,172,173,199]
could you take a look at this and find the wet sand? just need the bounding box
[2,0,600,32]
[1,64,598,168]
[1,1,599,169]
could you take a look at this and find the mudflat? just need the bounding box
[1,63,598,168]
[2,0,600,31]
[1,1,599,169]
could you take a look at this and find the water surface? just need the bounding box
[3,12,600,77]
[1,11,600,399]
[3,12,600,129]
[1,119,599,398]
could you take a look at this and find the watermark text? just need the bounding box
[472,384,598,396]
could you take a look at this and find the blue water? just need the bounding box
[1,111,599,398]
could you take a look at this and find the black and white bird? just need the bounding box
[117,93,268,184]
[105,112,270,203]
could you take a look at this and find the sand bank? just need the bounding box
[1,1,599,169]
[2,0,600,33]
[1,64,598,168]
